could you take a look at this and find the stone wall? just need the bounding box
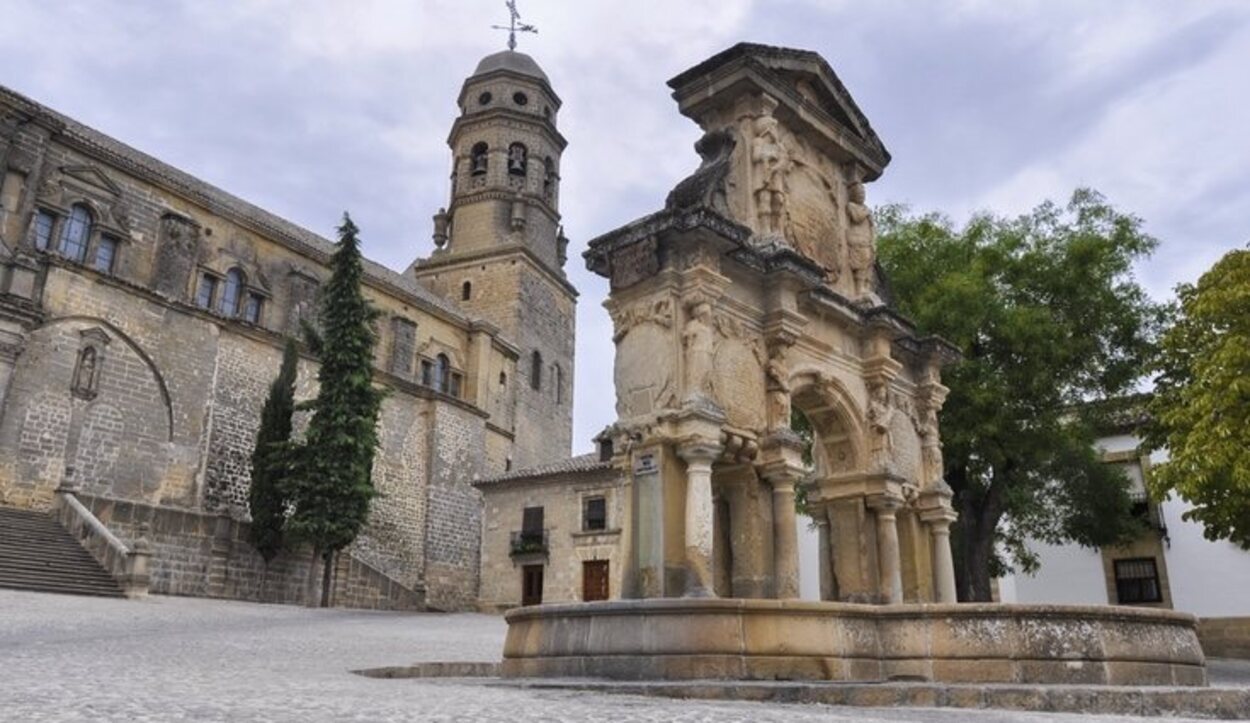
[423,402,487,611]
[1199,617,1250,659]
[76,492,423,609]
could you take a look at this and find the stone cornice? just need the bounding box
[414,243,578,300]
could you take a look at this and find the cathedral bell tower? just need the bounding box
[411,48,576,469]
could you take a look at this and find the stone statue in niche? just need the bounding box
[765,343,791,431]
[867,383,894,470]
[682,301,716,401]
[72,346,101,400]
[845,181,876,299]
[751,113,793,237]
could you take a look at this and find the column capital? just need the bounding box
[865,492,905,514]
[676,438,722,467]
[919,508,958,528]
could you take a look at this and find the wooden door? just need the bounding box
[521,564,544,606]
[582,560,609,602]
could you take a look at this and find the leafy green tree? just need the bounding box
[1146,248,1250,548]
[287,214,385,606]
[875,189,1167,601]
[247,338,300,562]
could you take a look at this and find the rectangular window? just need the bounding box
[196,273,218,309]
[449,372,463,398]
[583,496,607,531]
[94,235,118,273]
[32,210,56,251]
[243,293,263,324]
[1114,558,1162,604]
[420,359,434,387]
[522,506,544,534]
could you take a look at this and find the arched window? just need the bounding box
[461,280,472,301]
[470,142,489,175]
[436,353,451,393]
[543,157,556,196]
[508,143,528,177]
[220,268,245,317]
[499,371,507,386]
[530,350,543,390]
[59,203,92,262]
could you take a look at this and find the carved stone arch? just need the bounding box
[41,316,175,442]
[787,366,867,476]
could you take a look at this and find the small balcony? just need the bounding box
[510,529,548,557]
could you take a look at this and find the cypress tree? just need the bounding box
[247,338,300,562]
[287,213,385,606]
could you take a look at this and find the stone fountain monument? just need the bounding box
[502,43,1206,686]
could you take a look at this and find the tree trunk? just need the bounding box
[954,480,1003,602]
[306,546,322,607]
[320,549,334,608]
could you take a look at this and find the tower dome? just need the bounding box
[471,50,549,83]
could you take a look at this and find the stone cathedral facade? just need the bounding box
[0,49,574,611]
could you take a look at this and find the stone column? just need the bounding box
[678,442,720,597]
[815,512,833,601]
[928,515,958,603]
[869,496,903,604]
[767,475,800,599]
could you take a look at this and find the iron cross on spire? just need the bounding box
[491,0,537,51]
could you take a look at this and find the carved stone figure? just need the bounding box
[846,181,876,298]
[751,114,792,237]
[72,346,100,400]
[432,207,450,249]
[556,225,569,266]
[682,301,716,401]
[765,343,791,431]
[665,129,735,214]
[916,405,944,487]
[510,193,527,232]
[867,383,894,469]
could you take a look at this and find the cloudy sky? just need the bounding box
[6,0,1248,452]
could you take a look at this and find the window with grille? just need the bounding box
[33,209,55,250]
[1114,558,1162,604]
[220,268,245,316]
[583,496,606,531]
[243,293,263,324]
[94,235,118,273]
[60,204,91,261]
[196,273,218,309]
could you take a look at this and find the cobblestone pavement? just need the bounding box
[0,589,1223,722]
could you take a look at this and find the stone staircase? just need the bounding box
[0,506,125,598]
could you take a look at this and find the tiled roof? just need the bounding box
[0,84,466,322]
[474,452,615,486]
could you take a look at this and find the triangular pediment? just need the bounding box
[668,43,890,179]
[60,164,122,197]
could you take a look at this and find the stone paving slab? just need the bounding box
[492,678,1250,720]
[0,588,1242,722]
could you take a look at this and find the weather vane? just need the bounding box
[492,0,537,51]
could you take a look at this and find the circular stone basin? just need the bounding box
[502,598,1206,686]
